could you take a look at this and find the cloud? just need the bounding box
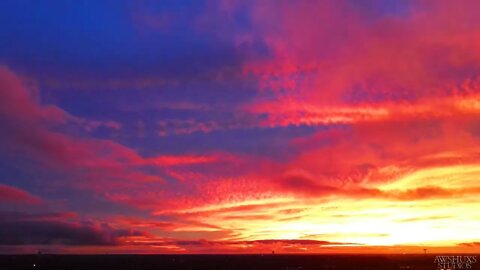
[458,242,480,247]
[143,154,224,167]
[242,0,480,100]
[274,173,480,201]
[0,184,42,205]
[83,120,122,132]
[245,239,355,246]
[0,66,227,193]
[121,237,358,253]
[164,238,354,247]
[0,66,68,124]
[396,215,451,223]
[0,211,145,246]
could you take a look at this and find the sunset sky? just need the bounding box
[1,0,480,254]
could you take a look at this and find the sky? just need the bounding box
[1,0,480,254]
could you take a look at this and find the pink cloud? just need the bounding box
[84,120,122,132]
[0,184,42,205]
[0,65,239,216]
[241,1,480,102]
[0,66,69,124]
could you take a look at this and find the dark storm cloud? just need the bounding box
[0,212,145,246]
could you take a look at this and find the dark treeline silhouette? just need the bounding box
[0,254,453,270]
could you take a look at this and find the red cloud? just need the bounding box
[117,236,358,254]
[243,1,480,101]
[0,184,42,205]
[0,66,68,124]
[275,173,480,201]
[144,154,223,166]
[0,66,228,197]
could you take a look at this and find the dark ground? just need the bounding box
[0,254,470,270]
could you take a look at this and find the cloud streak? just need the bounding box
[0,184,42,205]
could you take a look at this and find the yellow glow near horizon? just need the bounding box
[180,163,480,249]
